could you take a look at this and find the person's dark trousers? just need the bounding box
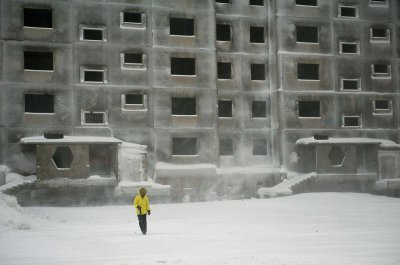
[137,214,147,235]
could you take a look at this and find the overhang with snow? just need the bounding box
[20,136,122,145]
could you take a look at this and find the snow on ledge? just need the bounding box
[296,137,398,147]
[20,136,122,144]
[156,162,217,178]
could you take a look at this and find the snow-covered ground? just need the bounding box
[0,192,399,265]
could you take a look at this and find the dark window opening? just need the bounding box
[124,53,143,64]
[24,51,53,71]
[218,100,233,117]
[297,63,319,80]
[85,112,105,124]
[89,145,111,176]
[373,64,389,74]
[253,139,267,156]
[218,62,232,79]
[170,17,194,36]
[250,26,264,43]
[250,0,264,6]
[295,0,317,6]
[343,116,360,127]
[371,28,388,38]
[340,43,358,54]
[52,146,74,169]
[123,12,142,23]
[370,0,388,4]
[216,0,230,3]
[298,100,320,118]
[252,101,267,118]
[340,6,357,17]
[125,94,144,105]
[220,139,233,156]
[25,94,54,113]
[328,147,345,166]
[251,64,265,80]
[296,26,318,43]
[84,71,104,82]
[172,138,197,155]
[342,79,359,90]
[23,8,52,28]
[171,57,196,75]
[83,29,103,41]
[216,24,231,41]
[172,97,196,115]
[374,100,390,110]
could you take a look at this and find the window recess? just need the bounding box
[24,51,53,71]
[121,52,146,70]
[172,138,197,156]
[121,93,147,111]
[170,17,194,36]
[24,94,54,113]
[81,111,108,125]
[23,8,52,28]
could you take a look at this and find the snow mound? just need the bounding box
[0,192,32,230]
[0,173,36,192]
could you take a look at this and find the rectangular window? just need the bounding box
[339,42,359,54]
[339,5,358,18]
[250,0,264,6]
[295,0,317,6]
[298,100,320,118]
[121,93,147,111]
[82,111,107,125]
[253,139,267,156]
[217,62,232,79]
[80,26,107,42]
[297,63,319,80]
[172,138,197,156]
[252,100,267,118]
[251,64,265,80]
[371,64,391,79]
[170,17,194,36]
[342,115,361,127]
[219,138,233,156]
[373,99,392,114]
[216,0,230,3]
[296,26,318,43]
[80,67,107,83]
[126,94,144,105]
[250,26,264,43]
[370,28,390,42]
[171,97,196,115]
[24,51,53,71]
[341,78,360,91]
[121,52,146,69]
[218,100,233,117]
[171,57,196,75]
[216,24,231,41]
[370,0,388,6]
[24,94,54,113]
[123,12,142,24]
[23,8,52,28]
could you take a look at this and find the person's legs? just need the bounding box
[137,214,147,235]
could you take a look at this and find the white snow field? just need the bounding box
[1,193,400,265]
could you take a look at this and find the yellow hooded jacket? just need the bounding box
[133,194,150,215]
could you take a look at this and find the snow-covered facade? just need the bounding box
[0,0,399,200]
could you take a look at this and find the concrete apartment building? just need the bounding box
[0,0,399,201]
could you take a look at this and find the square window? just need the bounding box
[23,8,52,28]
[171,57,196,75]
[171,97,196,115]
[219,138,233,156]
[295,0,318,6]
[252,100,267,118]
[341,78,360,91]
[218,100,233,117]
[296,26,318,43]
[250,26,264,43]
[172,138,197,155]
[80,67,107,83]
[216,24,231,41]
[298,100,320,118]
[250,0,264,6]
[338,5,358,18]
[339,42,359,54]
[253,138,267,156]
[342,115,361,127]
[251,64,265,80]
[82,111,108,125]
[370,28,390,42]
[80,26,107,42]
[217,62,232,79]
[24,94,54,113]
[121,52,146,69]
[297,63,319,80]
[373,99,392,114]
[24,51,53,71]
[371,64,391,79]
[170,17,194,36]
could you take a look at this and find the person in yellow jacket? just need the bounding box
[133,187,151,235]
